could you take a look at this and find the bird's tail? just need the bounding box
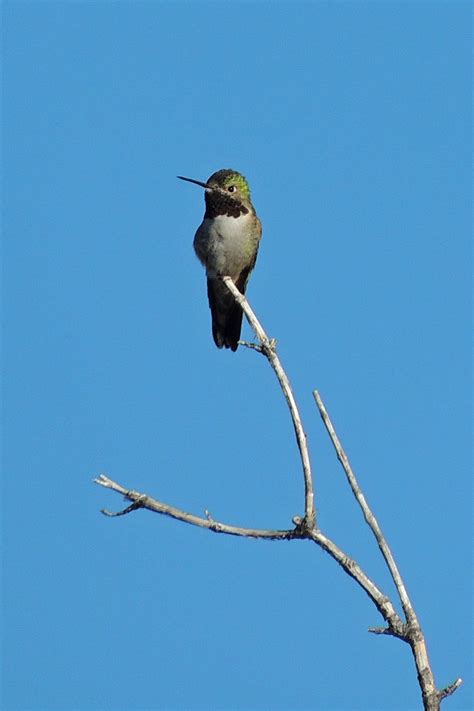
[206,274,249,352]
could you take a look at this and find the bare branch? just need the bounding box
[223,276,315,529]
[313,390,414,620]
[307,528,406,636]
[94,475,296,540]
[94,474,406,638]
[95,284,462,709]
[312,391,460,709]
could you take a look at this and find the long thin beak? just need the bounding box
[177,175,211,189]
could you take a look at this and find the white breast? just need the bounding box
[195,214,254,278]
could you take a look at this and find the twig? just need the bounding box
[223,276,315,529]
[438,678,463,701]
[94,475,295,540]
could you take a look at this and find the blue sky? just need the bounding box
[2,2,472,710]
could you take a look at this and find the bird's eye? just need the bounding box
[227,185,236,192]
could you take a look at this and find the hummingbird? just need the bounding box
[178,169,262,351]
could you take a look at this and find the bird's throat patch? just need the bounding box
[205,193,250,219]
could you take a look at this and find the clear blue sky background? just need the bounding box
[2,2,472,710]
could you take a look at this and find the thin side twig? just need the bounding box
[223,276,315,529]
[438,678,463,702]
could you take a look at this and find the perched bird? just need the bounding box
[178,169,262,351]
